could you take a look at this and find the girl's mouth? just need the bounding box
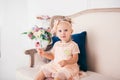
[61,36,66,38]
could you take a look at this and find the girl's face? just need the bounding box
[56,21,73,42]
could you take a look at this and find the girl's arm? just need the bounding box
[38,49,54,60]
[59,54,78,67]
[66,54,78,64]
[43,52,54,60]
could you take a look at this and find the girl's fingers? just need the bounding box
[37,49,42,54]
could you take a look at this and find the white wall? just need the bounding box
[87,0,120,9]
[0,0,5,58]
[27,0,87,27]
[0,0,29,80]
[0,0,120,80]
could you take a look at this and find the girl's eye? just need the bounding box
[64,29,68,32]
[58,30,62,32]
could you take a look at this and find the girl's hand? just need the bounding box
[37,48,45,57]
[58,60,67,67]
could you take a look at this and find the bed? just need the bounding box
[16,8,120,80]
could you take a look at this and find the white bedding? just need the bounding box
[16,66,118,80]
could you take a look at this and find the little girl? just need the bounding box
[35,16,80,80]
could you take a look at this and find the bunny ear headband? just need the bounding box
[51,20,59,34]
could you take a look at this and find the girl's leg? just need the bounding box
[54,78,60,80]
[35,71,45,80]
[54,71,67,80]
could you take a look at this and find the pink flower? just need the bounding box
[35,42,40,48]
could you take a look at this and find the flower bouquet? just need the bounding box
[22,15,52,50]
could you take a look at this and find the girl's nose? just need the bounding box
[61,31,65,35]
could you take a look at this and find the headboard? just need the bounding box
[68,8,120,79]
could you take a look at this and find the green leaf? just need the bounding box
[31,35,36,40]
[22,32,28,34]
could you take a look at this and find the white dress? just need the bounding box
[40,40,80,79]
